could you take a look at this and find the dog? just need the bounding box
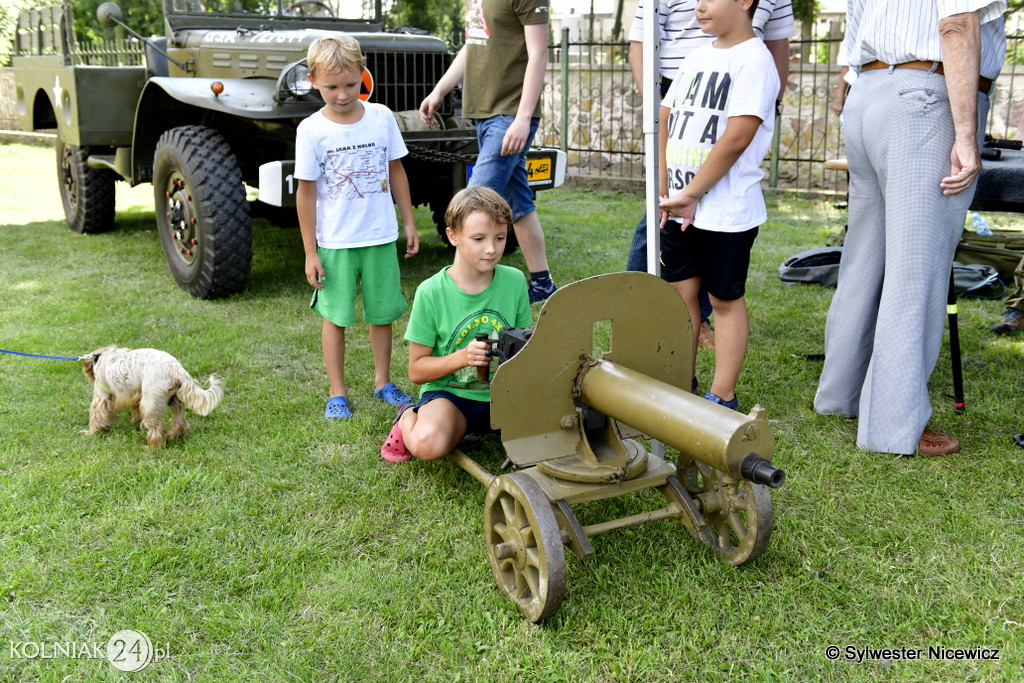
[81,346,223,447]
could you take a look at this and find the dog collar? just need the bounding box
[90,352,113,395]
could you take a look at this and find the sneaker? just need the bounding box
[992,309,1024,335]
[324,396,352,420]
[528,277,558,304]
[374,382,412,406]
[704,391,738,411]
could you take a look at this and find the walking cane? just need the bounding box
[947,268,965,413]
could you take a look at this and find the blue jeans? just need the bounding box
[627,214,713,322]
[468,115,539,223]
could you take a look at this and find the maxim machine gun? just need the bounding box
[451,272,786,621]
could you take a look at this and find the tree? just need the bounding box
[384,0,464,48]
[791,0,820,24]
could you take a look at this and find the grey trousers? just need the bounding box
[813,66,990,454]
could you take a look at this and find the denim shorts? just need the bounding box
[468,114,539,223]
[414,390,494,435]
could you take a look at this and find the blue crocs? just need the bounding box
[704,391,739,411]
[325,396,352,420]
[373,382,412,407]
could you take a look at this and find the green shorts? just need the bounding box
[311,243,407,327]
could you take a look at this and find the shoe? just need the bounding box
[991,309,1024,334]
[381,404,414,462]
[528,277,557,304]
[913,429,960,456]
[698,320,715,349]
[374,382,412,407]
[704,391,738,411]
[324,396,351,420]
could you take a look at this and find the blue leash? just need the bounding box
[0,349,83,361]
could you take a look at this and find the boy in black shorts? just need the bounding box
[657,0,779,410]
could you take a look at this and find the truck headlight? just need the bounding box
[275,60,313,102]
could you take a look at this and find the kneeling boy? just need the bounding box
[381,187,533,462]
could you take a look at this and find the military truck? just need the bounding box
[12,1,565,298]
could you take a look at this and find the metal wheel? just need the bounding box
[484,472,566,622]
[283,0,334,16]
[677,457,774,566]
[153,126,252,299]
[56,132,116,234]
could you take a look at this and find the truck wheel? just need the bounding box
[56,134,117,234]
[153,126,252,299]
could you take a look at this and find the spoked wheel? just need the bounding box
[283,0,334,16]
[484,472,566,622]
[677,457,774,566]
[56,132,116,234]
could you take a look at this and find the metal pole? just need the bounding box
[642,0,660,278]
[642,0,663,460]
[560,27,569,157]
[769,109,780,187]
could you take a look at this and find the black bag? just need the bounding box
[951,261,1006,299]
[778,247,843,288]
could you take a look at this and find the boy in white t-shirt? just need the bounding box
[658,0,779,411]
[295,35,419,419]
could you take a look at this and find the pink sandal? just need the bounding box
[381,405,414,463]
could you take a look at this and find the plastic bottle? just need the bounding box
[971,212,993,236]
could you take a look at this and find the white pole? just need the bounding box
[642,0,664,460]
[642,0,660,277]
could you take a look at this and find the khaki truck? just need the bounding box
[12,1,565,298]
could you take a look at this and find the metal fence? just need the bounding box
[539,19,1024,195]
[5,18,1022,196]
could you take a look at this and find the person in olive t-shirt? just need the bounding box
[419,0,558,305]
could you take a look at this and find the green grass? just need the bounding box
[2,141,1023,682]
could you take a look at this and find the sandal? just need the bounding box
[373,382,412,407]
[381,404,414,463]
[324,396,352,420]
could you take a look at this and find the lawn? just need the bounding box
[1,141,1023,682]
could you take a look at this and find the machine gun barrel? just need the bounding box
[577,358,785,488]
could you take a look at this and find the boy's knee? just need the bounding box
[408,421,456,460]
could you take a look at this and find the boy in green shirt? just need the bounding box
[382,187,533,462]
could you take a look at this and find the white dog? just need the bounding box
[81,346,223,447]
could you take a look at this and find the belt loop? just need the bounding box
[928,61,940,75]
[887,64,895,74]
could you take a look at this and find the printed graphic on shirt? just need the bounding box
[465,0,489,45]
[319,144,390,201]
[665,69,731,193]
[444,308,512,389]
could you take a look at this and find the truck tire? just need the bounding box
[153,126,252,299]
[56,134,117,234]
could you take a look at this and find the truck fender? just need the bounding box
[131,77,316,183]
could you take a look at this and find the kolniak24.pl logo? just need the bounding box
[9,629,170,672]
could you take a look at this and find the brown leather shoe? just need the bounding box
[698,320,715,349]
[915,429,960,456]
